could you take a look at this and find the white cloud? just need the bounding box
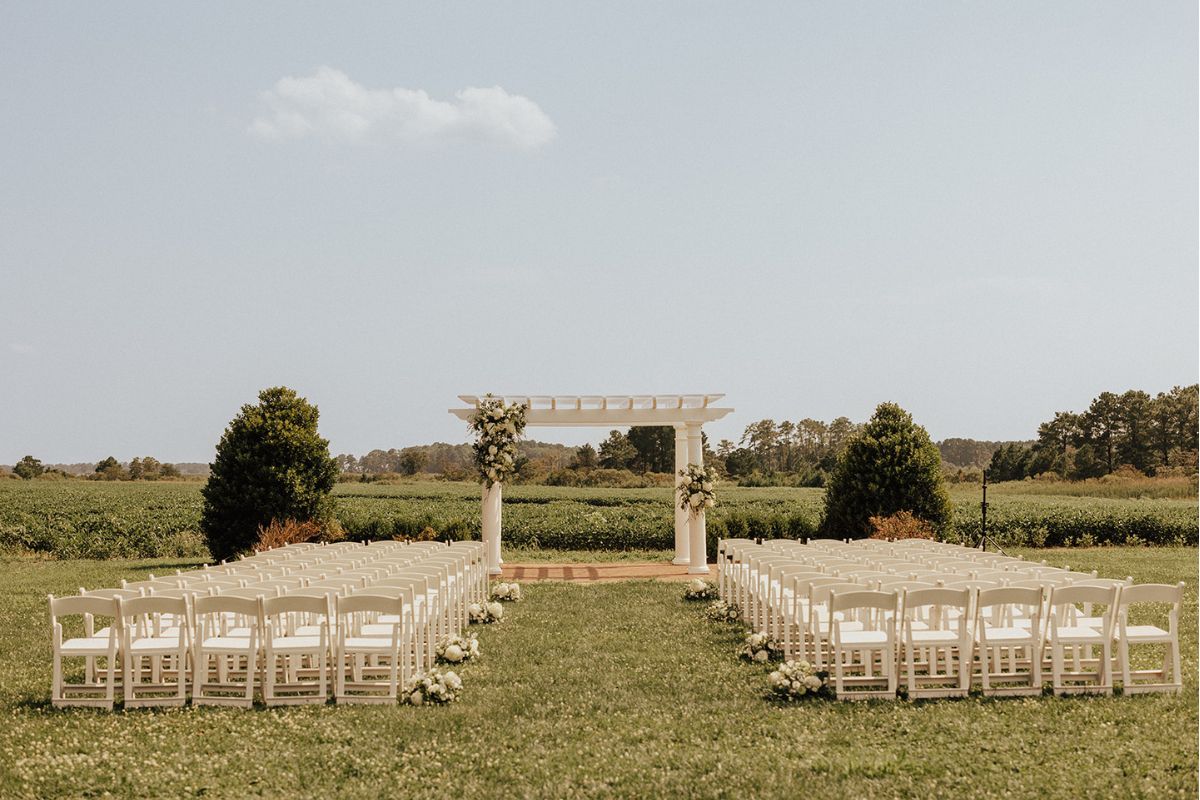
[7,343,35,355]
[249,67,556,150]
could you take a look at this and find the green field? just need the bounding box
[0,480,1196,560]
[0,547,1194,799]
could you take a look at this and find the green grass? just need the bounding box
[0,548,1195,798]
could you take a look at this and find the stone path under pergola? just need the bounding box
[500,561,701,583]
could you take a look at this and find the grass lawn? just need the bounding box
[0,548,1195,799]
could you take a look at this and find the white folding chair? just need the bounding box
[120,595,191,707]
[335,593,414,704]
[48,595,121,709]
[192,595,262,707]
[1046,585,1119,695]
[1115,582,1184,694]
[901,587,973,699]
[828,589,898,700]
[975,587,1044,697]
[262,594,332,706]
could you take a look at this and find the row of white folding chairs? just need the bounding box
[718,539,1184,698]
[720,540,1099,636]
[779,582,1182,700]
[51,541,486,708]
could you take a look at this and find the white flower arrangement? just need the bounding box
[738,631,784,663]
[435,632,480,664]
[403,669,463,705]
[683,578,718,601]
[490,581,522,602]
[469,395,528,487]
[767,659,832,700]
[677,463,717,517]
[468,601,505,624]
[704,599,742,623]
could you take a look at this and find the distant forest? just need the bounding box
[6,385,1194,485]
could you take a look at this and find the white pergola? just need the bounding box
[450,394,734,575]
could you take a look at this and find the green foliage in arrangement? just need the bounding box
[200,387,339,561]
[0,548,1194,798]
[821,403,952,538]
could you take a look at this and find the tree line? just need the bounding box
[7,455,184,480]
[988,385,1198,481]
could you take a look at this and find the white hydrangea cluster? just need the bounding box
[468,601,505,624]
[768,659,830,700]
[677,463,717,516]
[435,633,480,664]
[683,578,718,601]
[490,581,522,601]
[404,669,463,705]
[470,395,527,486]
[738,631,784,663]
[704,599,741,623]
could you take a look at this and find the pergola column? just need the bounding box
[673,425,690,565]
[686,423,708,574]
[482,482,503,575]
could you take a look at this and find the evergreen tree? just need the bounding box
[597,430,636,469]
[821,402,951,538]
[200,387,338,560]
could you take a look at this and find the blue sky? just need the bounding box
[1,2,1196,463]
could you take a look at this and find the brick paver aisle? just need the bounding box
[500,561,711,582]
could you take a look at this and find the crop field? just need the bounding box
[0,480,1195,560]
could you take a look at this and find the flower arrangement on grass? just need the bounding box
[490,581,522,602]
[683,578,718,601]
[705,599,742,623]
[435,633,480,664]
[468,601,505,624]
[403,669,463,705]
[469,395,528,487]
[767,659,832,700]
[739,631,784,663]
[677,463,717,516]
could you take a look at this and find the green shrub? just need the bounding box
[200,387,339,561]
[822,402,951,538]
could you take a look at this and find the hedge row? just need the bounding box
[0,482,1194,560]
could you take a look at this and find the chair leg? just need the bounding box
[979,641,990,693]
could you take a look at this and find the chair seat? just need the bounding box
[981,627,1034,643]
[838,630,889,645]
[909,629,962,645]
[199,636,255,653]
[1122,625,1170,642]
[268,636,325,652]
[1052,626,1107,644]
[60,637,115,654]
[129,636,185,653]
[342,636,402,651]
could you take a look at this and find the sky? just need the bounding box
[1,2,1196,463]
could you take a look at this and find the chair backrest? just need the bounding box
[1118,582,1184,606]
[337,593,405,617]
[193,594,261,619]
[808,581,862,607]
[977,586,1042,611]
[1048,584,1120,607]
[49,594,120,620]
[262,593,331,622]
[119,595,188,619]
[80,587,142,601]
[903,587,971,615]
[829,589,898,614]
